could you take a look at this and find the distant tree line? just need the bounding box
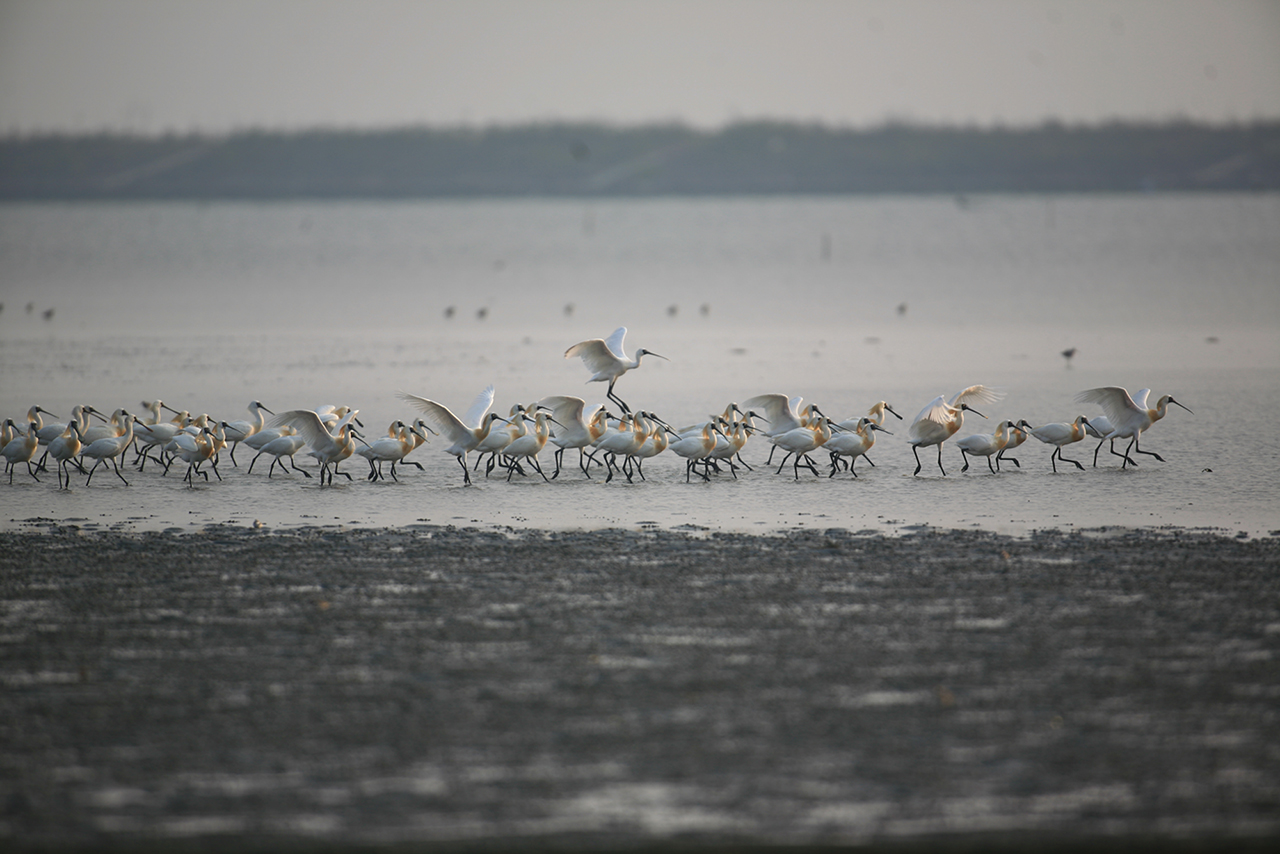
[1,121,1278,199]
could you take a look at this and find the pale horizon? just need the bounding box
[1,0,1278,136]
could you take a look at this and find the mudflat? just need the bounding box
[2,525,1278,851]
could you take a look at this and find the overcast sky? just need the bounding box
[1,0,1277,134]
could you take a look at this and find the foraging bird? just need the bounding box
[270,409,361,485]
[1031,416,1094,472]
[956,420,1015,473]
[539,395,602,479]
[826,417,891,477]
[396,390,508,485]
[565,326,667,415]
[247,428,311,479]
[83,415,136,486]
[907,385,1002,476]
[995,419,1035,469]
[771,416,838,480]
[221,401,274,465]
[1074,387,1193,469]
[2,422,41,484]
[666,421,724,482]
[47,423,83,489]
[836,401,902,468]
[503,410,559,482]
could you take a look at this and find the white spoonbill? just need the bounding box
[565,326,667,415]
[907,385,1002,476]
[1074,387,1192,469]
[2,422,41,484]
[995,419,1034,470]
[222,401,274,465]
[540,395,603,479]
[503,411,560,482]
[771,417,838,480]
[666,421,724,482]
[1031,416,1094,472]
[247,428,311,479]
[271,409,361,485]
[396,390,508,485]
[826,417,891,477]
[955,420,1015,474]
[47,423,83,489]
[83,415,136,486]
[836,401,903,468]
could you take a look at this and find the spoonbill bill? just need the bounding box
[565,326,667,415]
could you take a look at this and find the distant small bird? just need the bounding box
[444,306,456,319]
[896,302,907,317]
[476,307,489,320]
[667,304,678,318]
[42,308,54,321]
[1062,347,1077,366]
[564,303,574,317]
[699,303,710,317]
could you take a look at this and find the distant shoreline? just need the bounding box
[3,120,1279,199]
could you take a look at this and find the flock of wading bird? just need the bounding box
[3,327,1192,489]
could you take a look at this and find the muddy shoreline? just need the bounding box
[3,525,1278,851]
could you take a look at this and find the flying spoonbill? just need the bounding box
[565,326,667,415]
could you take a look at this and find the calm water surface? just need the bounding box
[2,195,1277,536]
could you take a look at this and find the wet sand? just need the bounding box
[2,525,1279,851]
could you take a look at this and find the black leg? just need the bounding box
[912,445,923,476]
[936,443,946,476]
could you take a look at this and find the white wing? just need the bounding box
[461,384,496,430]
[1074,387,1140,425]
[565,338,622,377]
[1133,388,1152,411]
[910,395,949,431]
[604,326,628,360]
[271,409,335,450]
[396,392,472,445]
[743,393,802,435]
[948,385,1003,408]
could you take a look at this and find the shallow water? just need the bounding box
[2,195,1278,536]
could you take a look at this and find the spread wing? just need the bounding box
[743,393,803,434]
[604,326,628,359]
[270,409,333,449]
[1074,387,1140,425]
[565,337,622,377]
[948,385,1003,408]
[461,384,495,430]
[396,392,472,445]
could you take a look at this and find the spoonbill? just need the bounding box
[47,423,83,489]
[222,401,274,465]
[907,385,1002,476]
[1074,387,1192,469]
[2,422,41,484]
[247,427,311,478]
[837,401,903,468]
[503,410,560,482]
[540,395,603,479]
[955,420,1015,474]
[826,418,891,477]
[771,416,838,480]
[565,326,667,415]
[271,409,361,485]
[397,390,508,485]
[1031,416,1094,472]
[666,421,723,482]
[83,414,136,486]
[994,419,1034,470]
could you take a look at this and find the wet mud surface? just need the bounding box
[2,525,1279,851]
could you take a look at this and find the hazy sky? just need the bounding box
[1,0,1278,134]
